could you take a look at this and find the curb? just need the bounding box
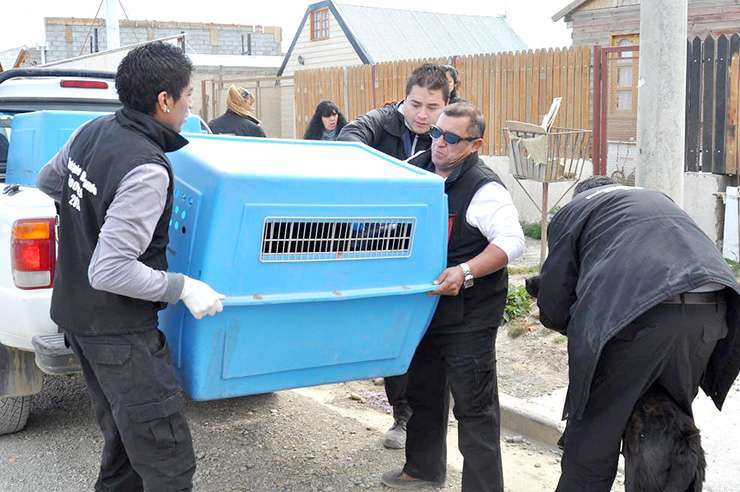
[500,392,628,477]
[499,393,565,447]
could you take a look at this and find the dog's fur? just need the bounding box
[623,386,705,492]
[524,275,706,491]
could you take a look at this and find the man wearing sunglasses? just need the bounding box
[338,63,449,450]
[381,102,524,491]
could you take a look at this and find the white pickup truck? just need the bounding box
[0,69,144,435]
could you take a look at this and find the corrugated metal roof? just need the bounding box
[333,4,527,63]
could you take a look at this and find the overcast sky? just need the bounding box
[0,0,572,53]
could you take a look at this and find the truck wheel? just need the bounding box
[0,395,31,435]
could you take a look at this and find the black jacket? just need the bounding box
[208,110,266,138]
[52,109,186,335]
[538,184,740,419]
[409,150,509,333]
[337,102,431,161]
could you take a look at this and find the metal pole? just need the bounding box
[540,181,549,267]
[104,0,120,50]
[636,0,688,205]
[592,46,602,176]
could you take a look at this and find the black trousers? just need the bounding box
[556,301,728,492]
[403,328,503,492]
[65,329,196,492]
[384,374,411,423]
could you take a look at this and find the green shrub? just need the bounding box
[521,222,541,240]
[504,286,532,324]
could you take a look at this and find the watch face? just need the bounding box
[464,277,474,289]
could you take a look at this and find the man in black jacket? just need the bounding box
[338,63,450,449]
[537,176,740,492]
[381,103,524,491]
[37,42,224,491]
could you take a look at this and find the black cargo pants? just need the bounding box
[403,328,503,492]
[65,328,195,492]
[384,374,412,424]
[556,298,728,492]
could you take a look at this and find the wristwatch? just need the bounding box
[459,262,474,289]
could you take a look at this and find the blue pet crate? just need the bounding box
[5,110,206,186]
[162,135,448,400]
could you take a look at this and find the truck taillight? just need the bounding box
[60,80,109,89]
[11,218,56,289]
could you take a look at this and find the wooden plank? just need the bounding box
[494,53,503,155]
[572,48,582,130]
[501,52,510,154]
[531,50,542,127]
[512,52,520,122]
[553,48,562,127]
[581,47,591,130]
[714,34,729,175]
[726,34,740,175]
[477,55,485,112]
[686,37,702,171]
[509,52,516,124]
[482,54,492,153]
[727,52,739,176]
[568,47,576,128]
[567,47,576,129]
[523,51,532,123]
[518,51,527,122]
[702,35,717,172]
[464,55,473,103]
[543,49,552,127]
[471,56,476,104]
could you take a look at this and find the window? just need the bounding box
[310,8,330,41]
[610,34,640,116]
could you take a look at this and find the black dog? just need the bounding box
[524,275,706,491]
[623,386,705,492]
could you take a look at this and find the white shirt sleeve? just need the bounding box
[465,181,525,263]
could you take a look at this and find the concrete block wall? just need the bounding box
[43,18,282,63]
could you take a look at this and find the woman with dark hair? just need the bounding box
[304,100,347,141]
[441,64,464,104]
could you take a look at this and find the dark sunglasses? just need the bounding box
[429,126,480,145]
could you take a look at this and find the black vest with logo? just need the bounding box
[51,108,187,335]
[410,150,509,333]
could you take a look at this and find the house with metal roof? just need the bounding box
[278,1,527,77]
[553,0,740,47]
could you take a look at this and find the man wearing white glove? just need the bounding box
[36,43,222,491]
[180,276,225,319]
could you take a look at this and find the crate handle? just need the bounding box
[221,283,438,307]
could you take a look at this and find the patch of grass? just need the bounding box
[553,335,567,344]
[521,222,541,240]
[504,286,533,324]
[726,258,740,275]
[508,264,539,275]
[507,322,527,339]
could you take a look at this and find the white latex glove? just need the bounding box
[180,276,225,319]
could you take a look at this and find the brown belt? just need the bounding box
[661,291,726,305]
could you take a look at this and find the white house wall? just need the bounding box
[281,10,363,78]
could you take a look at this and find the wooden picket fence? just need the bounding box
[685,33,740,175]
[293,47,592,156]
